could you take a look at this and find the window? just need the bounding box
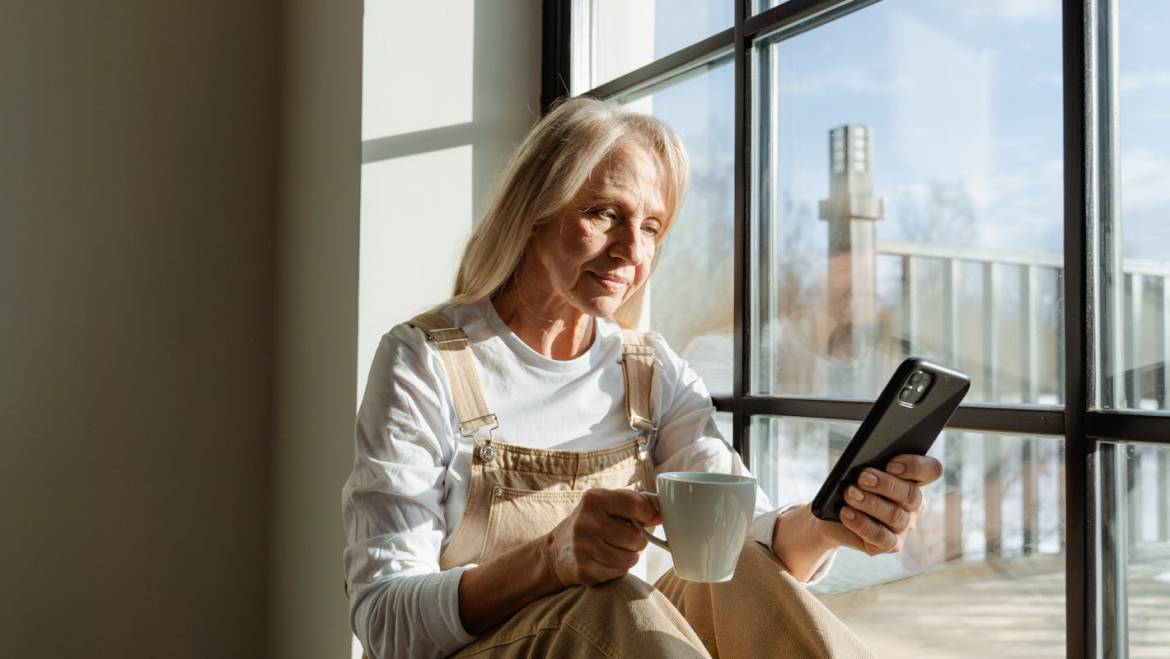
[753,417,1068,657]
[547,1,1170,657]
[571,0,732,94]
[1098,0,1170,413]
[752,1,1064,404]
[618,58,736,394]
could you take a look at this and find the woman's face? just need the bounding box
[525,143,669,318]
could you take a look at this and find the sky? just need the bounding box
[588,0,1170,403]
[616,0,1170,261]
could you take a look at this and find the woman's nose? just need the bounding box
[609,223,652,265]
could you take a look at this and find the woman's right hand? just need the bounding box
[540,487,662,587]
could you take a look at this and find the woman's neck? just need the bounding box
[492,283,595,361]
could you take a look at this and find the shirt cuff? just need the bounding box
[444,565,478,647]
[748,504,837,585]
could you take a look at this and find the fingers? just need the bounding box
[857,467,924,513]
[584,488,661,526]
[886,454,944,485]
[840,506,901,554]
[844,485,913,534]
[835,457,940,557]
[587,540,641,571]
[600,514,649,552]
[569,489,652,582]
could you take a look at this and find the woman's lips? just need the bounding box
[589,271,628,292]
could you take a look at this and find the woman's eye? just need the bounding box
[595,208,618,221]
[642,223,661,236]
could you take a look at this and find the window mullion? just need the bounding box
[733,0,751,464]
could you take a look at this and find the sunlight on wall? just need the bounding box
[358,146,472,397]
[352,1,539,656]
[362,0,474,140]
[358,0,477,404]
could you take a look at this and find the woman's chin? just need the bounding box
[576,297,622,318]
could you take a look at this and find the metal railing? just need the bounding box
[877,240,1170,561]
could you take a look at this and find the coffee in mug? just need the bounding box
[640,472,757,582]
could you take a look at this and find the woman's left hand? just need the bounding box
[824,453,943,556]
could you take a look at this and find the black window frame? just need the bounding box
[541,1,1170,657]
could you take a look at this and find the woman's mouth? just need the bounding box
[589,271,628,292]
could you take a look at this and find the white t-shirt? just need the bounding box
[341,298,830,659]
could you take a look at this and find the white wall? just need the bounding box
[275,2,542,659]
[1,2,278,657]
[358,0,542,386]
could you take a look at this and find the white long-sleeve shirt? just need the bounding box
[342,298,832,659]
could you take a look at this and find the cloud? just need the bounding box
[878,160,1062,213]
[965,158,1063,208]
[1036,70,1170,93]
[1120,70,1170,93]
[781,69,902,96]
[997,0,1057,22]
[959,0,1058,24]
[1121,148,1170,209]
[1034,72,1062,89]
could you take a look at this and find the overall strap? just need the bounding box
[407,312,498,437]
[620,329,656,435]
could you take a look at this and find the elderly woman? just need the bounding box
[343,97,941,659]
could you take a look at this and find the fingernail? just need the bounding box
[888,462,906,475]
[848,487,864,502]
[842,508,856,520]
[860,472,879,487]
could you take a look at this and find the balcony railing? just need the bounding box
[875,239,1170,561]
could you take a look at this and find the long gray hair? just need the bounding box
[450,96,689,329]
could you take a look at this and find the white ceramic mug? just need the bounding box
[641,472,757,582]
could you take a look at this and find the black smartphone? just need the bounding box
[811,357,970,522]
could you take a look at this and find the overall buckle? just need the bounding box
[461,414,500,462]
[634,421,656,460]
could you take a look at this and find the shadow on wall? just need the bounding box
[360,0,542,222]
[320,3,542,659]
[356,1,542,386]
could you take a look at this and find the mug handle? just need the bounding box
[639,491,670,551]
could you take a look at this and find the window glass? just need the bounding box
[750,0,1064,402]
[625,60,735,395]
[751,416,1068,657]
[1098,0,1170,412]
[1094,442,1170,656]
[572,0,732,94]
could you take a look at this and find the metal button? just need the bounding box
[491,485,504,497]
[636,436,649,460]
[478,444,497,462]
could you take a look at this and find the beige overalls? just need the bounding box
[398,312,873,659]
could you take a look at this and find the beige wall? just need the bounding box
[2,1,541,657]
[269,1,363,658]
[0,2,278,658]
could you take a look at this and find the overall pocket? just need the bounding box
[479,486,582,563]
[477,476,651,563]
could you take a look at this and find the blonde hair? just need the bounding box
[450,96,689,329]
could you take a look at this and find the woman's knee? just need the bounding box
[559,573,656,611]
[560,575,708,657]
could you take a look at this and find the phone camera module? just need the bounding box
[899,371,934,406]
